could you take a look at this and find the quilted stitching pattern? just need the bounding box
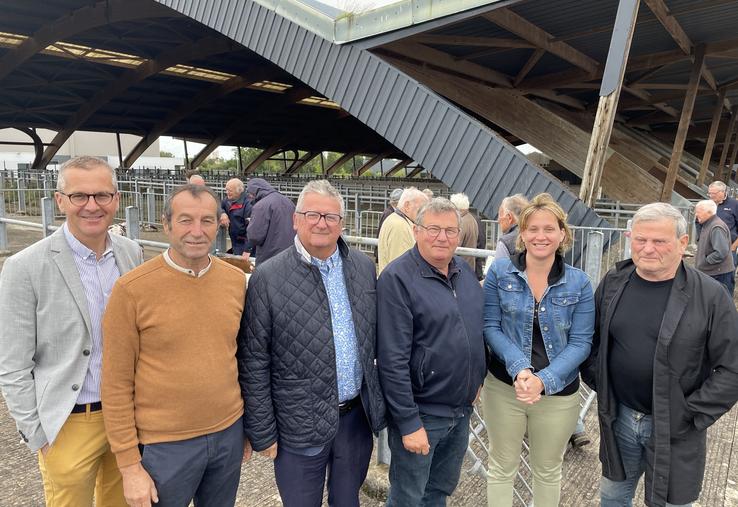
[238,242,386,451]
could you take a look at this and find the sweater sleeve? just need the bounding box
[101,282,142,468]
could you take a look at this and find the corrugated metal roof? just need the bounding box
[156,0,612,232]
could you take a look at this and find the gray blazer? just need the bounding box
[0,226,142,451]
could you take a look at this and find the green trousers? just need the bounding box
[482,374,580,507]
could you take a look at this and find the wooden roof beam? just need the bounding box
[384,41,512,87]
[484,8,600,74]
[411,34,534,49]
[644,0,726,105]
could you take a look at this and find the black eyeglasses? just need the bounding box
[296,211,343,225]
[59,192,117,207]
[417,224,461,239]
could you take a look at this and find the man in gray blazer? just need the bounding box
[0,156,142,507]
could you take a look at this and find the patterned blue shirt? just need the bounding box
[295,237,363,402]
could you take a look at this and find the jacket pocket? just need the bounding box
[272,378,315,437]
[410,347,427,391]
[550,294,580,329]
[669,377,695,438]
[498,278,524,312]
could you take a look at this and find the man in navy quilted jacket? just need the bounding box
[238,180,386,507]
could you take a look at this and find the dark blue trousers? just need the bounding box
[273,403,373,507]
[386,409,471,507]
[140,417,244,507]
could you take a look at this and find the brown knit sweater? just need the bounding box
[102,255,246,467]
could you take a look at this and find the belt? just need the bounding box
[71,402,102,414]
[338,396,361,416]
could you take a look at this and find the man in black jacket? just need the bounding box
[581,202,738,507]
[238,180,385,507]
[377,197,486,507]
[245,177,295,265]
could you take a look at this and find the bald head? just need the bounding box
[188,174,205,186]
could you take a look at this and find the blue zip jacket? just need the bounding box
[483,253,594,395]
[377,246,486,436]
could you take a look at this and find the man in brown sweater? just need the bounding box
[102,184,248,507]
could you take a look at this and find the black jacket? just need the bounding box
[581,260,738,506]
[238,238,386,451]
[377,246,486,435]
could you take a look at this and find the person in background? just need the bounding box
[706,181,738,293]
[245,178,296,265]
[219,178,253,258]
[483,193,594,507]
[582,202,738,507]
[188,174,206,185]
[495,194,529,261]
[0,156,142,507]
[377,187,429,273]
[378,188,404,233]
[473,209,487,280]
[422,188,434,200]
[694,199,734,294]
[450,192,479,271]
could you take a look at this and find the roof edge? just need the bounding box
[253,0,506,44]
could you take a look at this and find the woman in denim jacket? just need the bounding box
[482,193,595,507]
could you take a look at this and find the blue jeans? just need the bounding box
[600,405,691,507]
[386,409,471,507]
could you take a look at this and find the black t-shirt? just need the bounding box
[608,271,673,414]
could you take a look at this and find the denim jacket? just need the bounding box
[483,253,594,395]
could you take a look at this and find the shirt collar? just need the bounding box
[294,236,339,269]
[163,249,212,277]
[62,222,113,260]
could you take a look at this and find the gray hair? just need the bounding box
[695,199,717,214]
[449,192,470,210]
[709,181,728,193]
[398,187,428,210]
[389,188,403,204]
[416,197,462,227]
[632,202,688,238]
[500,194,529,220]
[226,178,244,194]
[57,156,117,192]
[163,184,220,224]
[296,180,344,216]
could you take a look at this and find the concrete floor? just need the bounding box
[1,223,738,506]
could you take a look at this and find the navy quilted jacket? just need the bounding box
[238,238,387,451]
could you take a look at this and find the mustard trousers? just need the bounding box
[37,407,126,507]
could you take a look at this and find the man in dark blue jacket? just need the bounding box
[219,178,252,256]
[245,178,295,265]
[377,197,486,507]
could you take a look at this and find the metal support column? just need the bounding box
[41,197,54,237]
[125,206,140,241]
[17,176,26,214]
[146,187,156,225]
[116,132,124,169]
[584,231,604,283]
